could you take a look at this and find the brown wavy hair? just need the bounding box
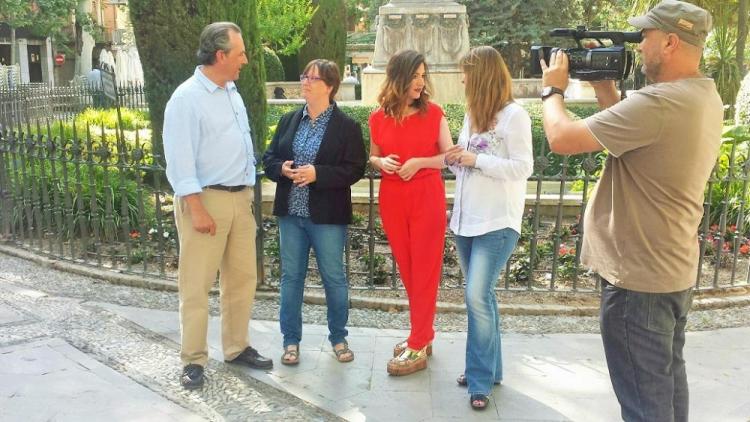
[461,46,513,133]
[377,50,433,122]
[302,59,341,102]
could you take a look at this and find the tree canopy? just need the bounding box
[257,0,317,55]
[458,0,584,77]
[129,0,266,160]
[297,0,347,75]
[0,0,95,60]
[631,0,748,111]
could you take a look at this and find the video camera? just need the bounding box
[530,26,642,81]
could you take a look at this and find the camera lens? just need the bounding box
[567,49,588,69]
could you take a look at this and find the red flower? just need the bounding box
[558,245,575,256]
[740,244,750,255]
[129,230,140,239]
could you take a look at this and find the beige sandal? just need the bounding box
[281,345,299,366]
[393,340,433,357]
[333,342,354,363]
[387,346,428,376]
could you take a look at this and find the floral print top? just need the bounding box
[288,103,334,217]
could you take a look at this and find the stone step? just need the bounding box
[258,179,584,217]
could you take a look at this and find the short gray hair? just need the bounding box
[196,22,241,65]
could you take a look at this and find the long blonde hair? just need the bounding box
[377,50,433,122]
[461,46,513,133]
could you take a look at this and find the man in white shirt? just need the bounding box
[163,21,272,390]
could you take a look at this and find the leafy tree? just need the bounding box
[297,0,347,75]
[344,0,369,31]
[573,0,631,29]
[129,0,266,162]
[257,0,316,55]
[630,0,747,113]
[458,0,581,77]
[0,0,95,62]
[366,0,387,30]
[0,0,32,65]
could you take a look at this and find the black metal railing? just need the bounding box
[0,83,148,127]
[2,116,749,294]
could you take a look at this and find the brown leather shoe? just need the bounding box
[387,346,428,376]
[393,340,432,358]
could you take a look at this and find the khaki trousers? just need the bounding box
[174,187,257,366]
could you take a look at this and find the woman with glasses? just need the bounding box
[445,46,533,410]
[368,50,454,376]
[263,59,366,365]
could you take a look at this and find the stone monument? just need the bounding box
[361,0,470,105]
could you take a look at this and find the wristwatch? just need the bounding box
[541,86,565,101]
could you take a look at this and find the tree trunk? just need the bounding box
[75,0,96,76]
[10,27,16,65]
[738,0,748,76]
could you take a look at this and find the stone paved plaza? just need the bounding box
[1,251,749,421]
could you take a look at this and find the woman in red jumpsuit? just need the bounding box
[368,50,454,376]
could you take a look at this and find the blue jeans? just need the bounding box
[456,228,519,396]
[278,216,349,347]
[600,279,693,422]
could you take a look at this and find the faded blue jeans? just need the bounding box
[600,278,693,422]
[456,228,519,396]
[278,216,349,347]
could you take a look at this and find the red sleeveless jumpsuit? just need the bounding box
[369,102,446,350]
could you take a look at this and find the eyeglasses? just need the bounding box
[300,74,323,83]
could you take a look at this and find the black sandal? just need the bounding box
[470,393,489,410]
[457,373,468,386]
[281,345,299,366]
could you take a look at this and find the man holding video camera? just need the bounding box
[540,1,723,421]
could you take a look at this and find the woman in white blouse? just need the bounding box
[445,46,534,410]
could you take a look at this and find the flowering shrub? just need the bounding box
[703,223,750,256]
[557,242,580,278]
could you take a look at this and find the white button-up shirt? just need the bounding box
[163,66,256,196]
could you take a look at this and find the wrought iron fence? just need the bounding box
[0,83,148,128]
[0,111,748,293]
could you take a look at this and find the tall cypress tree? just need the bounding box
[297,0,347,76]
[129,0,266,160]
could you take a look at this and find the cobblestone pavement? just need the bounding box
[0,266,341,421]
[1,252,749,421]
[1,253,748,336]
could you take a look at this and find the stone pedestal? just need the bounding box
[362,0,470,105]
[362,66,464,105]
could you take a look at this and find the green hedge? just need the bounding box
[264,102,600,175]
[263,47,285,82]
